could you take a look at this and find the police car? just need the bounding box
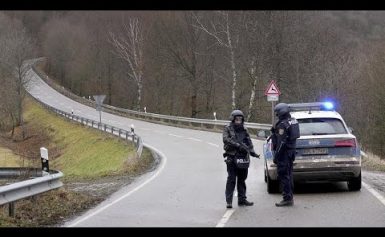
[260,102,362,193]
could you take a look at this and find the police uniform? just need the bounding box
[272,114,299,205]
[223,110,259,208]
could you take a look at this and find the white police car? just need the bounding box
[260,102,362,193]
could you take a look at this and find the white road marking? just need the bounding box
[207,142,219,147]
[67,144,167,227]
[363,182,385,207]
[216,209,235,227]
[234,191,238,197]
[168,133,183,138]
[187,137,202,142]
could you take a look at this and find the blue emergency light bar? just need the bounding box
[288,102,335,112]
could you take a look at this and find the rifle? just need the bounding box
[239,142,260,159]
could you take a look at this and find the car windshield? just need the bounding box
[297,118,347,136]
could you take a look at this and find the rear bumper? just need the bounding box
[266,157,361,182]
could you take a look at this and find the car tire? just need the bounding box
[347,172,361,191]
[267,173,279,193]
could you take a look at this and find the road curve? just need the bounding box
[26,68,385,227]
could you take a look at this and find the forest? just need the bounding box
[0,11,384,156]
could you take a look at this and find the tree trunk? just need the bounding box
[107,63,113,105]
[137,81,142,111]
[247,57,258,122]
[11,113,15,138]
[229,48,237,110]
[247,74,258,122]
[191,85,198,118]
[17,72,25,140]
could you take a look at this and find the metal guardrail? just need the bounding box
[0,168,63,206]
[103,103,272,131]
[0,167,42,179]
[31,62,271,137]
[0,168,63,216]
[29,92,144,158]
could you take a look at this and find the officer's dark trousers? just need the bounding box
[277,150,295,201]
[225,159,248,204]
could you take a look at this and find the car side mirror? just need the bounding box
[257,130,268,138]
[348,127,354,133]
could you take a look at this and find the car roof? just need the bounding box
[290,110,344,120]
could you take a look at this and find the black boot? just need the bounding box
[275,199,294,207]
[238,200,254,206]
[226,203,232,209]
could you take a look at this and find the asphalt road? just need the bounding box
[26,68,385,227]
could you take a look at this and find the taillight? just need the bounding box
[335,139,356,147]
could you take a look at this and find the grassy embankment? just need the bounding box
[0,98,154,226]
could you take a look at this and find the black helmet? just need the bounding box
[274,103,290,117]
[229,110,244,122]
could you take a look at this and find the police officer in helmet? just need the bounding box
[271,103,300,207]
[223,110,260,209]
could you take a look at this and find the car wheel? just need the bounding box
[347,172,361,191]
[267,173,279,193]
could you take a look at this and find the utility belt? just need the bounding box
[224,152,250,169]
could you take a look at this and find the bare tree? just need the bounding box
[241,12,274,121]
[193,11,243,110]
[156,12,205,118]
[109,17,145,111]
[0,14,35,139]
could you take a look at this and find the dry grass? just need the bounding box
[362,150,385,172]
[0,188,100,227]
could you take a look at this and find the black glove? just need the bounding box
[270,127,275,133]
[224,156,233,164]
[250,151,260,159]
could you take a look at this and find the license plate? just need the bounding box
[302,148,328,155]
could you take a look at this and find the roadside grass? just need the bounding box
[0,98,155,226]
[362,151,385,172]
[0,147,25,167]
[0,188,99,227]
[23,98,137,181]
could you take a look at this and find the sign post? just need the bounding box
[93,95,106,124]
[264,80,281,125]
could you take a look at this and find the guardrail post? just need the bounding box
[40,147,49,175]
[9,202,15,217]
[111,127,114,134]
[125,132,128,140]
[92,120,94,127]
[119,129,121,137]
[104,124,107,131]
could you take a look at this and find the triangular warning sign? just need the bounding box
[264,80,281,95]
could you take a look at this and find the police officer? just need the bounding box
[223,110,260,208]
[271,103,300,207]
